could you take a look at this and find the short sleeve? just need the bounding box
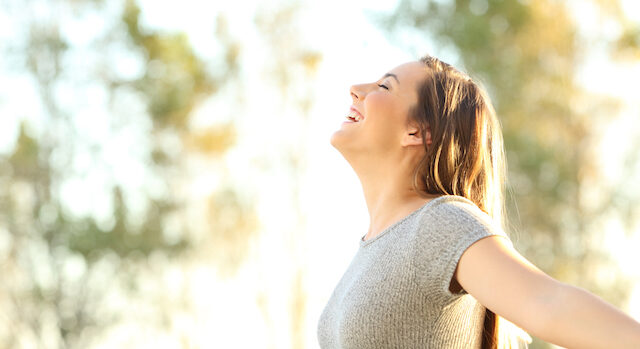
[411,196,513,306]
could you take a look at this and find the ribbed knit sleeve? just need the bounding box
[411,196,513,307]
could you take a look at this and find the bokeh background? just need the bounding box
[1,0,639,348]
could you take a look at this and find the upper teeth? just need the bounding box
[347,111,363,122]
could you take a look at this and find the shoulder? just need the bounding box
[420,195,499,234]
[412,195,514,302]
[413,194,513,257]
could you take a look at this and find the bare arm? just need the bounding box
[455,235,640,349]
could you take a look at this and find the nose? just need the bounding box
[350,84,365,102]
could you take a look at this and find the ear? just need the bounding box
[401,124,432,147]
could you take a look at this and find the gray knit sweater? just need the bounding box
[317,195,513,348]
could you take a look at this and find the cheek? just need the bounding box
[363,94,406,144]
[365,94,405,128]
[365,93,390,115]
[365,93,395,120]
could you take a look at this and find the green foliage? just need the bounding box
[8,122,41,178]
[65,187,188,259]
[616,25,640,59]
[123,0,214,129]
[0,0,249,347]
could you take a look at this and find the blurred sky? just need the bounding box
[1,0,640,348]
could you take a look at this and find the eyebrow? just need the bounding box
[383,73,400,84]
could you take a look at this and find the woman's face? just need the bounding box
[330,61,428,157]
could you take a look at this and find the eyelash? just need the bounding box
[377,84,389,90]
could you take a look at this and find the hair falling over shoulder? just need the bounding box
[410,55,531,349]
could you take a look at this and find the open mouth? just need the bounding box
[345,111,363,123]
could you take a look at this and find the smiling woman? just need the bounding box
[330,60,429,164]
[318,54,640,348]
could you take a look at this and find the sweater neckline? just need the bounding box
[359,195,453,248]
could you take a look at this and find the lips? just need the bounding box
[350,106,364,120]
[345,106,364,122]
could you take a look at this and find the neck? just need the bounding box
[353,155,439,240]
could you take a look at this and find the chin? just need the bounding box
[329,130,342,149]
[329,132,348,156]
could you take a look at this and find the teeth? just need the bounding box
[346,111,363,122]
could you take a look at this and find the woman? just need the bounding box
[317,55,640,348]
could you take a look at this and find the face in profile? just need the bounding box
[330,61,429,160]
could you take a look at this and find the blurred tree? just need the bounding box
[589,0,640,60]
[0,0,256,347]
[373,0,639,347]
[253,2,322,348]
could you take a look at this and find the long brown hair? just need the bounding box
[409,55,529,349]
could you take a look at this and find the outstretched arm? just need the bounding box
[455,235,640,349]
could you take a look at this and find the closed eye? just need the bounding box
[377,84,388,90]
